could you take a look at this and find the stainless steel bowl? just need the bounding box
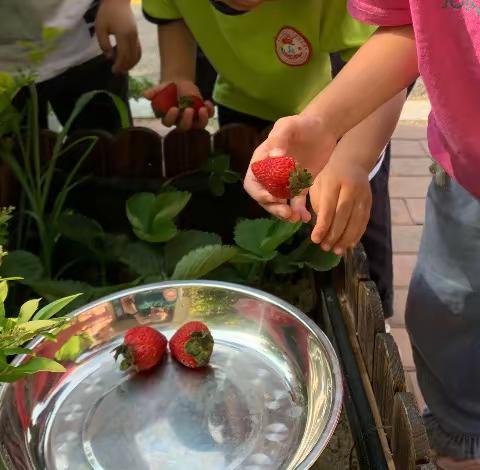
[0,281,343,470]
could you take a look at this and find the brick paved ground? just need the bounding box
[390,124,430,411]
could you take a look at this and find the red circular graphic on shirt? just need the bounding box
[275,26,312,67]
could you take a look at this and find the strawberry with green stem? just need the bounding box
[113,326,167,372]
[251,156,313,199]
[170,321,214,368]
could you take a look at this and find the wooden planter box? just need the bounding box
[0,125,437,469]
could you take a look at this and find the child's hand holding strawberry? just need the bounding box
[244,114,337,222]
[144,80,214,130]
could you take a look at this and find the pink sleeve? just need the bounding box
[348,0,412,26]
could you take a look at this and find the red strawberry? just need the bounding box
[251,156,313,199]
[169,321,214,368]
[178,95,205,115]
[113,326,167,372]
[151,83,178,117]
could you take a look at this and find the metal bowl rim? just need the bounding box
[0,280,343,470]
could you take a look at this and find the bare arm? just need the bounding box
[145,20,214,129]
[304,26,418,139]
[331,89,406,172]
[158,20,196,82]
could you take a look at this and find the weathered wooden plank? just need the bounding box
[357,280,386,379]
[213,124,259,175]
[39,129,58,162]
[110,127,163,178]
[392,392,432,470]
[61,129,113,176]
[0,163,18,206]
[163,128,211,177]
[373,333,407,443]
[344,244,370,325]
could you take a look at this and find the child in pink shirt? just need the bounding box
[245,1,480,467]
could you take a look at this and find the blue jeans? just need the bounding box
[406,170,480,459]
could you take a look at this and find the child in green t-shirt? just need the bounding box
[142,0,408,318]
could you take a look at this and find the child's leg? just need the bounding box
[405,171,480,460]
[41,53,132,134]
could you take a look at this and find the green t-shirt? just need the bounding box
[143,0,375,121]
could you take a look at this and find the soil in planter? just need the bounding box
[312,410,360,469]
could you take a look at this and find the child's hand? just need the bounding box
[144,81,214,130]
[309,159,372,255]
[244,114,337,222]
[96,0,141,74]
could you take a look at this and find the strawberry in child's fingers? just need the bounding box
[150,83,178,118]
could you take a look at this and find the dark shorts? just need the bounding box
[14,53,131,134]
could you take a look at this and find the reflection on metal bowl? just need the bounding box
[0,281,342,470]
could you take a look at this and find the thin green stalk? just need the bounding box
[50,137,97,225]
[28,83,42,201]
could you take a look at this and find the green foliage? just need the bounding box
[126,191,191,243]
[128,76,154,101]
[201,154,241,196]
[0,278,80,383]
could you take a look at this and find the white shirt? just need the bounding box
[0,0,102,83]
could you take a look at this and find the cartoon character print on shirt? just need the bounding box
[275,27,312,67]
[83,0,100,37]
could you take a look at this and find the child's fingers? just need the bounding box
[163,108,180,127]
[320,188,355,252]
[205,100,215,117]
[266,117,297,156]
[311,184,341,245]
[290,194,311,223]
[332,201,371,255]
[178,107,195,130]
[196,107,210,128]
[96,26,113,60]
[261,202,293,220]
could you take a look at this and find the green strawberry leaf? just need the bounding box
[57,212,105,247]
[172,245,237,280]
[260,220,302,253]
[276,240,342,273]
[133,219,177,243]
[152,191,191,220]
[0,250,44,282]
[209,173,225,196]
[126,192,156,232]
[222,170,241,184]
[18,298,41,323]
[165,231,222,274]
[234,218,299,258]
[234,219,276,257]
[120,242,165,277]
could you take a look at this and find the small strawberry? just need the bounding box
[113,326,167,372]
[151,83,178,118]
[251,156,313,199]
[178,95,205,115]
[170,321,214,369]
